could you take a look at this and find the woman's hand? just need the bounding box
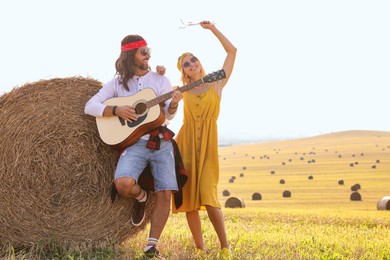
[200,20,215,30]
[156,65,166,75]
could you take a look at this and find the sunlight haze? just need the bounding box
[1,0,389,143]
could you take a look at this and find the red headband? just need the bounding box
[121,40,147,52]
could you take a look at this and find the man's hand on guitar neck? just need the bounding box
[168,88,183,114]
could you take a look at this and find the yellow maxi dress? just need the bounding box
[173,86,221,213]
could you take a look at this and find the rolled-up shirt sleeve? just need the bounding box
[84,78,117,117]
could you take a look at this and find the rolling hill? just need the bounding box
[217,130,390,211]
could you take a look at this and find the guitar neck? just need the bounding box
[146,78,204,108]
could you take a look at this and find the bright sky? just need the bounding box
[1,0,389,143]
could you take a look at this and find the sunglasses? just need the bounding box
[140,48,152,56]
[182,56,198,68]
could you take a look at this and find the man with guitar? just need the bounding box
[84,34,182,259]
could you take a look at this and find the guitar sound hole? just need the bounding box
[135,102,147,115]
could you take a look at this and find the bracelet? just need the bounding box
[169,103,178,109]
[112,106,117,116]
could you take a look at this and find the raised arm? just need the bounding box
[200,21,237,88]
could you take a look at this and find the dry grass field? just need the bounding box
[2,130,389,259]
[217,130,390,211]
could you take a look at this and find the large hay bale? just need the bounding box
[225,197,245,208]
[0,77,153,248]
[377,196,390,210]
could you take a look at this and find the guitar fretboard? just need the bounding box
[145,78,204,108]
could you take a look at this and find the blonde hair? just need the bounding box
[177,52,206,84]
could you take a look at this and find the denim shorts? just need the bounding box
[114,138,178,192]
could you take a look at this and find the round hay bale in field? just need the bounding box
[279,179,285,184]
[240,173,244,177]
[351,185,359,191]
[338,179,344,185]
[377,196,390,210]
[308,175,313,180]
[371,164,377,169]
[252,192,262,200]
[225,197,245,208]
[270,170,275,175]
[350,192,362,201]
[222,190,230,197]
[282,190,292,198]
[0,77,153,248]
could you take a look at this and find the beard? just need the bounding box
[135,59,149,71]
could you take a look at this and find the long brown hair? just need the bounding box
[115,35,144,91]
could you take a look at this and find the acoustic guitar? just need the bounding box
[96,69,226,150]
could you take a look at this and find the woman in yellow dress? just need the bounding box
[173,21,237,258]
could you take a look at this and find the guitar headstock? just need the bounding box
[203,69,226,83]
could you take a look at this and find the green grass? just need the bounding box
[121,209,390,259]
[3,209,389,259]
[2,130,390,259]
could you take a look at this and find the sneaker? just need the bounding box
[131,192,148,226]
[144,246,165,260]
[218,248,232,260]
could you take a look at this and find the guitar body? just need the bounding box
[96,88,165,150]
